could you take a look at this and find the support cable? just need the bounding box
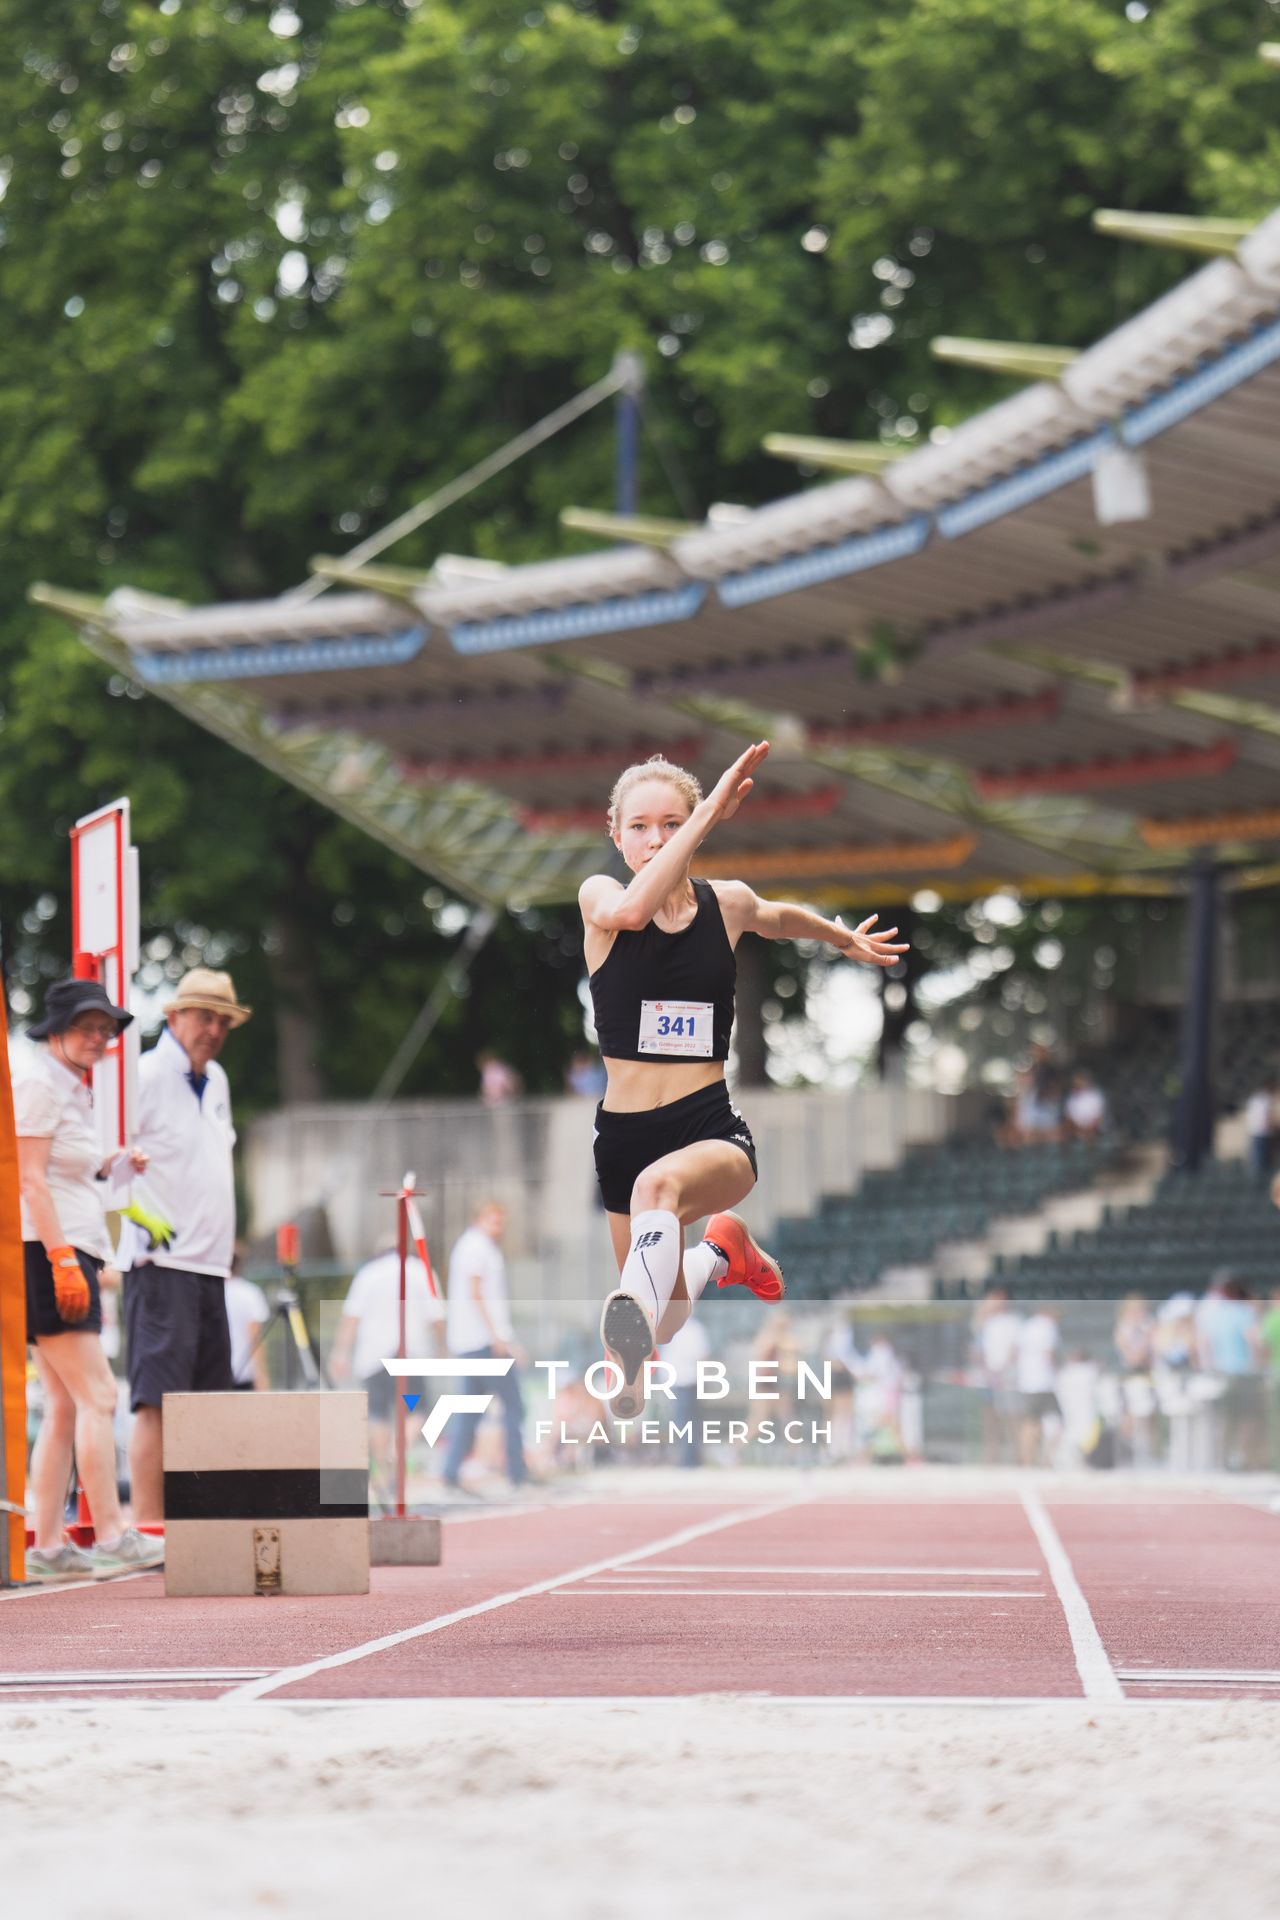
[283,364,632,604]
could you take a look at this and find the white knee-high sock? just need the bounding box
[618,1209,682,1328]
[683,1239,729,1304]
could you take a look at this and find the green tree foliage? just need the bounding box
[0,0,1274,1106]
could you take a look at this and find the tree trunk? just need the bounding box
[269,910,325,1104]
[877,905,919,1083]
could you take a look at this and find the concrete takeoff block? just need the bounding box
[369,1515,442,1566]
[163,1392,370,1597]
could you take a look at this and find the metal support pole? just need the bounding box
[1171,857,1219,1174]
[614,350,644,518]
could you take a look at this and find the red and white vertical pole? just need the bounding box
[392,1172,438,1524]
[395,1183,408,1521]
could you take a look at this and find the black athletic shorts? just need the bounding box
[592,1081,758,1215]
[24,1241,103,1338]
[362,1368,397,1423]
[124,1262,235,1410]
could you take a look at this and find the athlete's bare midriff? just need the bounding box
[600,1056,726,1113]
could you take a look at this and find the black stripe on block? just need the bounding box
[163,1468,368,1521]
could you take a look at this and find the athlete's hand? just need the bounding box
[833,914,911,969]
[707,741,769,824]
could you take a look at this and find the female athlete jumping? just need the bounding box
[580,740,909,1418]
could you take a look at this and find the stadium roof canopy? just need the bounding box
[36,206,1280,910]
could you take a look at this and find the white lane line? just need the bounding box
[1019,1485,1124,1703]
[0,1695,1237,1715]
[0,1570,156,1603]
[589,1564,1042,1578]
[555,1587,1047,1600]
[0,1668,271,1688]
[221,1498,805,1704]
[1118,1669,1280,1686]
[0,1676,272,1694]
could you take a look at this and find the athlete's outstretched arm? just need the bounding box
[716,881,910,968]
[580,741,770,934]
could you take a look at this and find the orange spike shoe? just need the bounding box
[705,1213,786,1301]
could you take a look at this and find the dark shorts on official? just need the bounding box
[124,1262,235,1410]
[24,1242,103,1338]
[593,1080,758,1215]
[362,1368,397,1423]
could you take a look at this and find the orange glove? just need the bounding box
[48,1245,90,1324]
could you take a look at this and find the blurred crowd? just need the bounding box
[972,1274,1280,1472]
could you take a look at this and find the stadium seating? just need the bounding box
[733,1000,1280,1306]
[758,1136,1115,1302]
[939,1157,1280,1303]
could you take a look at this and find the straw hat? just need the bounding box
[163,967,252,1028]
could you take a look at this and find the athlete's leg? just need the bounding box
[606,1210,633,1273]
[608,1209,721,1307]
[602,1142,760,1415]
[621,1141,755,1343]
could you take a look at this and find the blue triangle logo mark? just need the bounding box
[402,1393,421,1412]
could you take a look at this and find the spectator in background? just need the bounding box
[1194,1271,1228,1372]
[122,968,251,1527]
[441,1201,528,1493]
[1114,1295,1157,1466]
[564,1049,607,1099]
[823,1314,864,1463]
[857,1332,907,1463]
[1114,1294,1155,1374]
[1016,1304,1061,1466]
[973,1287,1021,1462]
[1154,1291,1197,1375]
[1065,1070,1108,1144]
[1261,1285,1280,1385]
[330,1238,443,1501]
[225,1258,270,1392]
[1245,1079,1276,1184]
[14,977,162,1582]
[1202,1274,1264,1468]
[477,1050,522,1108]
[1013,1043,1063,1146]
[747,1307,802,1440]
[1055,1348,1102,1467]
[659,1313,710,1468]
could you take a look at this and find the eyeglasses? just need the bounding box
[69,1019,118,1041]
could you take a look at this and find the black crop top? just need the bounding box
[589,879,737,1062]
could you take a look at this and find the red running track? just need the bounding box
[1,1488,1277,1703]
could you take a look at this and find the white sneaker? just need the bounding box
[25,1542,96,1585]
[89,1528,165,1578]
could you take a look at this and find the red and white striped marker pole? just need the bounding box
[388,1173,438,1522]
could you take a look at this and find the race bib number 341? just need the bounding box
[638,999,714,1057]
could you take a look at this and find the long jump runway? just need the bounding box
[3,1480,1278,1705]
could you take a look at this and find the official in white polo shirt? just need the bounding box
[440,1200,528,1492]
[123,967,251,1525]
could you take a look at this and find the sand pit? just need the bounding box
[1,1698,1274,1918]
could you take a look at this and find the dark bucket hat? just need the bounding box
[27,976,133,1039]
